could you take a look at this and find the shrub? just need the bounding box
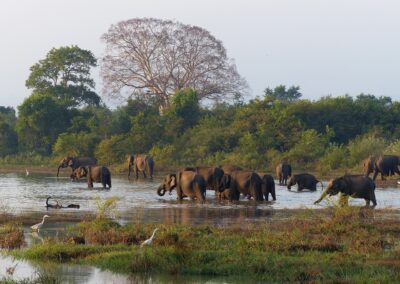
[347,134,387,167]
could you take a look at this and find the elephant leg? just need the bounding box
[370,191,377,207]
[365,199,371,207]
[88,179,93,189]
[372,170,379,181]
[142,170,147,179]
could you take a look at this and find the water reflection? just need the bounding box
[0,254,251,284]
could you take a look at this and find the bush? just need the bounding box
[95,135,129,166]
[53,132,100,158]
[319,144,348,170]
[347,134,387,167]
[385,139,400,155]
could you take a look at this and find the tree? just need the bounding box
[26,46,100,107]
[16,93,70,154]
[264,85,302,102]
[101,18,248,107]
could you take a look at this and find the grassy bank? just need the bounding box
[5,207,400,282]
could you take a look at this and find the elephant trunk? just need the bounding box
[157,185,166,196]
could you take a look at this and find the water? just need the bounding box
[0,172,399,283]
[0,172,399,225]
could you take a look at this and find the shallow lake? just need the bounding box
[0,172,399,225]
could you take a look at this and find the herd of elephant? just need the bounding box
[56,154,400,208]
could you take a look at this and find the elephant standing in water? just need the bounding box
[258,173,276,201]
[128,154,154,179]
[219,171,264,201]
[314,175,376,207]
[73,166,112,189]
[364,155,400,181]
[57,157,97,177]
[287,173,322,192]
[276,163,292,185]
[157,171,206,202]
[183,166,224,193]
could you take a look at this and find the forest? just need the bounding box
[1,80,400,174]
[1,19,400,174]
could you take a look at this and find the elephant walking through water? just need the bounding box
[128,154,154,179]
[157,170,206,202]
[219,171,264,201]
[276,162,292,185]
[57,156,97,177]
[314,175,376,207]
[364,155,400,181]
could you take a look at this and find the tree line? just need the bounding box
[0,18,399,173]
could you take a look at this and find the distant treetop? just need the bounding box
[101,18,248,107]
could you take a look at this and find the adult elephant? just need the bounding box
[157,171,206,202]
[127,154,154,180]
[314,175,376,207]
[287,173,322,192]
[219,171,264,201]
[276,163,292,185]
[57,157,97,177]
[183,166,224,192]
[258,173,276,201]
[73,166,112,189]
[364,155,400,181]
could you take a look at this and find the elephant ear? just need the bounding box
[336,177,350,195]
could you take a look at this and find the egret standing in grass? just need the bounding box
[30,215,50,232]
[140,228,159,247]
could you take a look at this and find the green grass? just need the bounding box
[7,207,400,282]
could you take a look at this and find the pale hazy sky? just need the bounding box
[1,0,400,109]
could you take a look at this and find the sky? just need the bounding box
[1,0,400,109]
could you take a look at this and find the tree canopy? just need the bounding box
[26,45,100,107]
[101,18,248,107]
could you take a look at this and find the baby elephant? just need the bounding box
[287,173,322,191]
[74,166,112,189]
[314,175,376,207]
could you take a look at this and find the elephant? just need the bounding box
[127,154,154,179]
[364,155,400,181]
[157,171,206,202]
[218,165,242,175]
[73,166,112,189]
[219,171,264,201]
[276,163,292,185]
[258,173,276,201]
[287,173,322,192]
[57,156,97,177]
[314,175,376,207]
[183,166,224,192]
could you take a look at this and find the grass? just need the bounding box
[0,222,24,249]
[6,207,400,282]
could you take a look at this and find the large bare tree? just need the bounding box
[101,18,248,106]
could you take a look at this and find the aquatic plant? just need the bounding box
[0,222,24,249]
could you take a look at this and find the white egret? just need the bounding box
[25,168,29,176]
[140,228,159,247]
[30,215,50,232]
